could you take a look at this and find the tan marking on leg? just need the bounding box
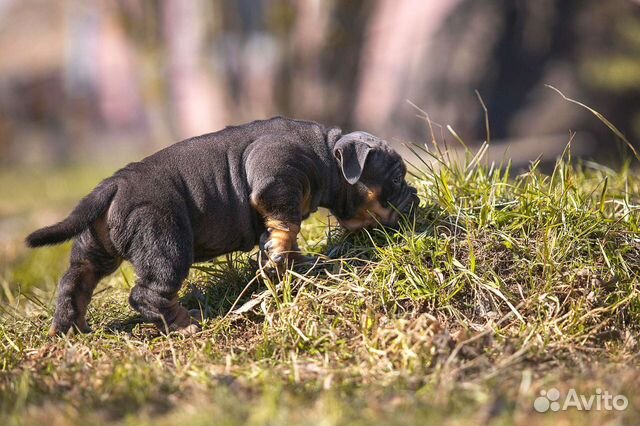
[251,194,304,264]
[162,298,200,334]
[168,303,192,328]
[265,219,300,256]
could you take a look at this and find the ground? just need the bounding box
[1,140,639,425]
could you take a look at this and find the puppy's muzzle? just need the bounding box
[386,185,419,226]
[395,186,419,213]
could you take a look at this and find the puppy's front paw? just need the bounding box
[260,239,322,275]
[259,228,293,268]
[262,238,286,265]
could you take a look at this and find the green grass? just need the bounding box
[1,140,639,425]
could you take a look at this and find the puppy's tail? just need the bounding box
[26,179,118,248]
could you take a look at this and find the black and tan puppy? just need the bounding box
[26,117,418,335]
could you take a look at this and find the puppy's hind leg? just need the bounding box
[127,216,197,334]
[128,263,197,335]
[50,230,121,336]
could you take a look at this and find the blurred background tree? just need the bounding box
[0,0,638,167]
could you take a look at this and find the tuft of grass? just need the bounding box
[1,137,639,425]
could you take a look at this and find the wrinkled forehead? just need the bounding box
[344,131,394,152]
[345,131,405,174]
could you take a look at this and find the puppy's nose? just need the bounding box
[408,194,419,212]
[400,188,419,214]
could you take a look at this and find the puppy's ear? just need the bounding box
[333,133,373,185]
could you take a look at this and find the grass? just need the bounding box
[1,135,639,425]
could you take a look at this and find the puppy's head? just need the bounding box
[332,131,418,231]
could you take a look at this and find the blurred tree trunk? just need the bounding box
[354,0,462,138]
[353,0,638,163]
[112,1,173,146]
[321,0,373,128]
[96,5,143,131]
[164,0,228,138]
[289,0,329,120]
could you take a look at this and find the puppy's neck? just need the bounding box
[319,127,364,219]
[321,176,363,220]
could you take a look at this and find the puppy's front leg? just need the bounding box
[251,184,307,268]
[258,234,318,274]
[262,221,301,266]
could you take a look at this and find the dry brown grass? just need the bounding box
[1,136,639,425]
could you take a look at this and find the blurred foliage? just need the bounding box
[0,0,638,168]
[0,165,113,296]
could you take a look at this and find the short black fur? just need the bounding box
[26,117,418,334]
